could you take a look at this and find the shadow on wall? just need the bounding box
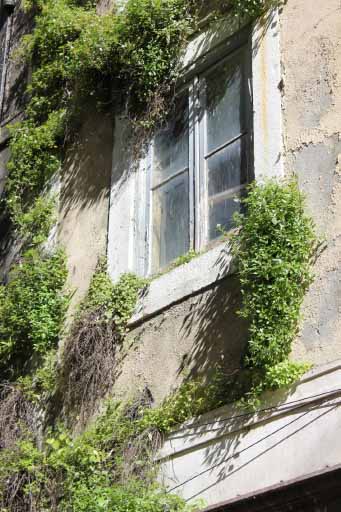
[179,245,249,382]
[182,5,279,75]
[164,395,340,504]
[58,106,113,309]
[59,110,113,218]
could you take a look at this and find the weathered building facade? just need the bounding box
[1,0,341,510]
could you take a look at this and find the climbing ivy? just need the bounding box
[80,261,148,330]
[0,2,296,510]
[0,179,318,508]
[3,0,282,237]
[232,180,317,406]
[61,263,148,424]
[5,110,65,234]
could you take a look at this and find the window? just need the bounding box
[146,42,252,274]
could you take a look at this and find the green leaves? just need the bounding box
[0,398,193,511]
[0,248,68,373]
[81,261,148,330]
[229,0,284,18]
[232,179,317,404]
[5,0,281,241]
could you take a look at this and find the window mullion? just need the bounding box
[145,143,153,276]
[197,76,208,250]
[188,83,195,251]
[245,39,253,184]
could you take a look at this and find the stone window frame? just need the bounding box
[108,9,283,324]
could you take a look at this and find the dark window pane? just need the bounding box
[152,172,189,271]
[153,94,189,186]
[207,138,246,198]
[208,193,243,241]
[205,54,243,153]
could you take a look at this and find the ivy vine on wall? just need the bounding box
[232,179,317,407]
[3,0,284,237]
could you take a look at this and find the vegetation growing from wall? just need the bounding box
[0,1,296,510]
[2,0,282,237]
[232,180,317,406]
[0,181,317,508]
[0,262,203,511]
[0,394,204,512]
[61,263,148,424]
[0,367,234,511]
[0,248,68,379]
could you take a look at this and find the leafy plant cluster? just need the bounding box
[229,0,284,18]
[81,262,148,331]
[232,180,317,406]
[0,351,236,511]
[3,0,282,238]
[0,400,194,511]
[0,244,68,467]
[0,181,317,509]
[0,248,68,378]
[0,2,295,509]
[0,376,221,510]
[4,0,198,235]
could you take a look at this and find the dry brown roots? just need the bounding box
[0,384,41,512]
[61,308,119,425]
[0,383,37,450]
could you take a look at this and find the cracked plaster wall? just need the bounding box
[280,0,341,365]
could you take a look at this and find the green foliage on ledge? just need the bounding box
[81,262,148,330]
[232,180,317,406]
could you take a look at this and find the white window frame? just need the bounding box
[143,29,253,276]
[108,9,283,321]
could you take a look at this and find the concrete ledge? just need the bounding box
[158,360,341,507]
[129,242,233,325]
[158,360,341,461]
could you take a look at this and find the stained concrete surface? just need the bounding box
[112,276,248,405]
[281,0,341,366]
[58,109,113,314]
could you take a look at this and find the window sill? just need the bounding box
[128,242,234,326]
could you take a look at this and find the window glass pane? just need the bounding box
[208,192,244,241]
[153,94,189,186]
[205,54,243,153]
[152,172,189,272]
[207,138,246,198]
